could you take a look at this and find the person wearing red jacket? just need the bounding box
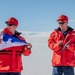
[0,17,32,75]
[48,15,75,75]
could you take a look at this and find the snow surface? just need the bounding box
[21,32,53,75]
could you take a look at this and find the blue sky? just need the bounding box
[0,0,75,32]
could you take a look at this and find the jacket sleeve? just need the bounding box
[48,32,63,51]
[66,38,75,52]
[67,44,75,52]
[20,36,31,56]
[23,46,31,56]
[66,35,75,52]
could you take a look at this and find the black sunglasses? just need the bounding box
[7,24,15,26]
[58,22,66,24]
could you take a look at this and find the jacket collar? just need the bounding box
[2,27,21,36]
[55,26,74,32]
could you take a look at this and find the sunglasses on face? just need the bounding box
[58,22,66,24]
[7,24,15,26]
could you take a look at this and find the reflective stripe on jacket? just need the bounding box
[48,26,75,67]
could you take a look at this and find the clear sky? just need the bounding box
[0,0,75,32]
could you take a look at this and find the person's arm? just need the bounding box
[66,42,75,52]
[48,33,63,51]
[23,43,32,56]
[66,34,75,52]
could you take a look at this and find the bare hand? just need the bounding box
[0,39,2,44]
[58,41,63,46]
[26,43,32,50]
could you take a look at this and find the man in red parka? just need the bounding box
[48,15,75,75]
[0,17,32,75]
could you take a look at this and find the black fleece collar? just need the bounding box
[55,26,74,32]
[13,30,22,37]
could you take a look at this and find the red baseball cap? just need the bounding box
[57,15,68,22]
[5,17,18,26]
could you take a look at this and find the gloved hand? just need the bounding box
[26,43,32,50]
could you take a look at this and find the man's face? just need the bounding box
[7,24,17,33]
[58,21,68,31]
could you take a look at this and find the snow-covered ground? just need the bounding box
[21,32,53,75]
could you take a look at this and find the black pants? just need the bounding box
[0,72,21,75]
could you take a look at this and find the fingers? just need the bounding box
[26,43,32,50]
[0,39,2,44]
[58,41,63,46]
